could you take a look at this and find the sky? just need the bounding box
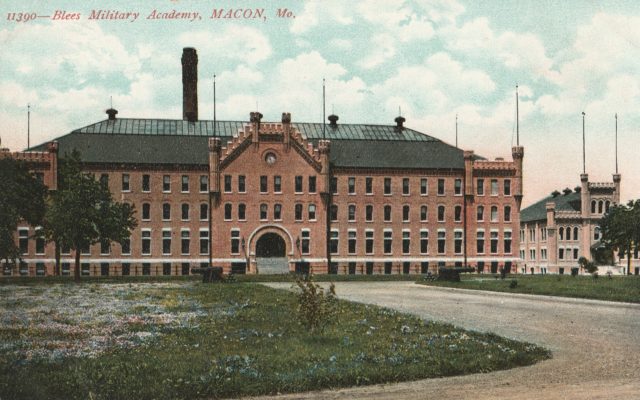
[0,0,638,207]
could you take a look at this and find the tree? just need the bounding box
[600,200,640,276]
[0,158,47,270]
[42,151,137,281]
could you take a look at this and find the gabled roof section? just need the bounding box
[72,118,441,142]
[521,191,582,223]
[31,117,479,170]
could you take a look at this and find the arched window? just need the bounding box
[566,227,571,241]
[224,203,232,220]
[402,205,410,222]
[559,227,564,241]
[598,200,603,214]
[477,205,484,222]
[308,204,317,220]
[573,227,579,240]
[260,203,268,220]
[384,205,392,222]
[454,205,462,222]
[504,205,512,222]
[591,200,596,214]
[295,204,304,221]
[437,205,445,222]
[490,206,498,222]
[420,205,428,222]
[238,203,246,220]
[605,201,611,213]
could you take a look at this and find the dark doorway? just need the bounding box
[295,262,310,274]
[256,233,286,257]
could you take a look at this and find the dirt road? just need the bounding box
[257,282,640,399]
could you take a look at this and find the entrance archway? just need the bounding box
[256,233,286,257]
[254,232,289,274]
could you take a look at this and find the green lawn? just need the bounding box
[0,281,549,400]
[419,274,640,303]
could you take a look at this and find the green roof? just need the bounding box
[32,118,472,170]
[520,191,582,223]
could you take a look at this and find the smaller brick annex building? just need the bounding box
[2,48,525,277]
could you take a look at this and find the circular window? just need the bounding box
[265,152,277,165]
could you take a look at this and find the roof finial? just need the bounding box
[399,106,402,117]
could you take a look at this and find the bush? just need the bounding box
[295,275,337,333]
[509,279,518,289]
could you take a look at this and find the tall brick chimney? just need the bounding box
[181,47,198,122]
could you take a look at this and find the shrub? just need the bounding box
[295,275,337,333]
[509,279,518,289]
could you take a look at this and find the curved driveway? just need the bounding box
[258,281,640,400]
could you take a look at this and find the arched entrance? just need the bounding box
[255,232,289,274]
[256,233,286,257]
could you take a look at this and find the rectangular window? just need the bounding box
[454,179,462,195]
[403,205,410,222]
[162,230,171,255]
[365,230,374,254]
[491,206,498,222]
[573,248,579,259]
[437,231,446,254]
[141,174,150,192]
[384,178,392,195]
[490,231,499,254]
[308,176,316,193]
[541,249,547,260]
[80,243,90,255]
[365,177,373,194]
[81,263,90,276]
[260,176,268,193]
[559,248,564,260]
[181,175,189,192]
[383,230,393,254]
[238,175,246,193]
[200,175,208,192]
[163,263,171,276]
[402,230,410,254]
[454,205,462,222]
[476,231,485,254]
[181,230,190,255]
[504,206,512,222]
[477,179,484,195]
[365,205,373,222]
[384,205,392,222]
[348,230,357,254]
[200,230,209,255]
[491,179,498,196]
[231,230,240,254]
[122,174,130,192]
[35,262,45,276]
[420,178,428,195]
[454,231,463,254]
[260,204,268,220]
[61,262,70,276]
[238,203,246,220]
[142,203,150,221]
[504,179,511,196]
[121,237,131,255]
[308,204,316,220]
[142,263,151,276]
[200,203,208,221]
[274,204,282,220]
[35,229,45,255]
[274,176,282,193]
[504,231,512,254]
[224,203,232,220]
[330,177,338,194]
[437,178,445,195]
[295,176,303,193]
[348,177,356,194]
[18,228,28,254]
[301,230,310,255]
[100,173,109,188]
[437,206,445,222]
[181,263,190,276]
[224,175,232,193]
[101,263,111,276]
[330,230,339,254]
[181,203,190,221]
[142,230,151,255]
[402,178,410,195]
[163,175,171,192]
[420,230,429,254]
[530,249,536,260]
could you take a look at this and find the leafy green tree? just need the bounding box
[42,151,137,281]
[0,158,48,270]
[600,200,640,275]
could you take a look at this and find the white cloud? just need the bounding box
[290,1,353,34]
[178,26,272,64]
[358,34,396,69]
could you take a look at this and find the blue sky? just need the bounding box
[0,0,638,206]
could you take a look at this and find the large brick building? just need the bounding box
[519,173,639,275]
[2,48,525,277]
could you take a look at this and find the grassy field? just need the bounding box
[0,281,549,400]
[419,274,640,303]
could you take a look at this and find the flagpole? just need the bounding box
[615,113,618,174]
[27,104,30,149]
[582,112,586,174]
[322,78,326,140]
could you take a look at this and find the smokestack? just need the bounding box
[182,47,198,122]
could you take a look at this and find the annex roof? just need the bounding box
[520,191,582,223]
[31,118,475,170]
